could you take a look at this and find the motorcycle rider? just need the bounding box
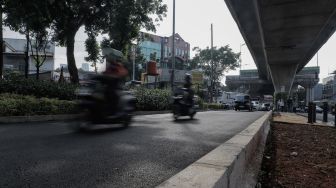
[97,48,128,115]
[183,73,195,107]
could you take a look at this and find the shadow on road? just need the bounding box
[173,118,200,124]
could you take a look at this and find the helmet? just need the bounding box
[102,48,123,62]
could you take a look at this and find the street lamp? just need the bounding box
[240,43,246,72]
[132,45,136,81]
[171,0,176,90]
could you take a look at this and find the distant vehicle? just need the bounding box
[234,94,252,111]
[260,103,271,111]
[316,106,323,113]
[295,107,305,113]
[251,101,261,110]
[222,103,231,110]
[304,105,323,113]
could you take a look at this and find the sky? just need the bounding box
[3,0,336,82]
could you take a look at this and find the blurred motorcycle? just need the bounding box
[172,88,197,120]
[70,77,136,131]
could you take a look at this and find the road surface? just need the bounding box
[0,111,266,188]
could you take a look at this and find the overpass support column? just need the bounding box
[306,87,314,105]
[269,64,299,94]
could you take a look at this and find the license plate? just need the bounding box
[239,106,244,108]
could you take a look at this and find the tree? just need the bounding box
[4,0,53,78]
[50,0,166,83]
[97,0,167,53]
[192,45,240,102]
[50,0,104,83]
[29,30,53,80]
[85,33,102,74]
[0,0,4,79]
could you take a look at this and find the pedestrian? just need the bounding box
[280,99,285,112]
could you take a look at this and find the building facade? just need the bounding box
[322,75,336,101]
[82,63,90,72]
[313,84,323,101]
[138,32,191,86]
[3,38,55,75]
[139,32,190,67]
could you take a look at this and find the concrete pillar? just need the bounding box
[306,87,314,106]
[268,64,299,94]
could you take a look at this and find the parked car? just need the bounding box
[316,106,323,113]
[304,105,324,113]
[234,94,252,111]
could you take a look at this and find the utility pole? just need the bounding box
[132,45,136,81]
[239,43,246,72]
[0,4,3,79]
[210,24,214,103]
[317,52,319,67]
[171,0,176,90]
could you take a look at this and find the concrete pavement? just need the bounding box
[0,111,266,188]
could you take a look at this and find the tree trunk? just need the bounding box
[0,6,3,79]
[36,66,40,80]
[66,33,79,83]
[24,31,30,78]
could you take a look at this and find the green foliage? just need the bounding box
[85,33,103,73]
[4,0,54,79]
[191,46,240,79]
[0,93,78,116]
[4,0,52,33]
[134,88,171,111]
[95,0,167,53]
[190,46,240,102]
[0,73,78,100]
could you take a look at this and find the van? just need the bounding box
[234,94,252,111]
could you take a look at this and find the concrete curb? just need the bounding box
[157,111,272,188]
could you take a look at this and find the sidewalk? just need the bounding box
[273,113,334,127]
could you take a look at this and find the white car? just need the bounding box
[251,101,261,110]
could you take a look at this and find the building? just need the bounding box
[313,84,323,101]
[139,33,162,62]
[322,75,336,101]
[3,38,55,76]
[82,63,90,72]
[139,32,190,66]
[138,32,191,87]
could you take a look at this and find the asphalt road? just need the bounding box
[0,111,266,188]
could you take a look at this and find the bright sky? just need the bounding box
[3,0,336,81]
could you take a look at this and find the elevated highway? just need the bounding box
[226,67,320,99]
[224,0,336,93]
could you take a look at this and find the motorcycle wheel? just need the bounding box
[190,111,196,120]
[173,105,180,120]
[69,110,92,132]
[122,115,132,127]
